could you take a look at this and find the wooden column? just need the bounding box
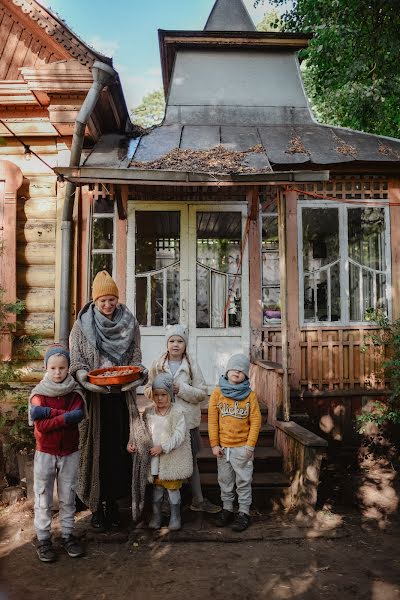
[0,160,23,360]
[247,187,262,361]
[286,189,301,390]
[115,185,128,304]
[389,179,400,320]
[278,187,290,421]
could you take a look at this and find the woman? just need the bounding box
[69,270,147,530]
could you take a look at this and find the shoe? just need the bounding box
[105,500,121,528]
[231,512,251,532]
[214,509,234,528]
[36,539,57,563]
[190,498,222,513]
[62,534,84,558]
[168,503,181,531]
[91,506,106,531]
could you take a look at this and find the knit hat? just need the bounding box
[152,373,174,399]
[165,324,188,347]
[225,353,250,379]
[92,270,119,302]
[44,344,70,367]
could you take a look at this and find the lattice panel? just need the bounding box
[287,176,389,201]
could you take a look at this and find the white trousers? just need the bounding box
[34,450,79,541]
[217,446,253,515]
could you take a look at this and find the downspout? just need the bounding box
[59,61,117,347]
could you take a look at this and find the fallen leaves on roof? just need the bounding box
[130,144,268,175]
[378,142,400,160]
[285,135,309,154]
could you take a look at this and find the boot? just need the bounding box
[168,502,181,531]
[148,486,164,530]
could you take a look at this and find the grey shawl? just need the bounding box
[128,401,152,523]
[69,311,142,512]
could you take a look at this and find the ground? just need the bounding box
[1,498,399,600]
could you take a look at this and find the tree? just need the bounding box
[257,0,400,138]
[131,89,165,129]
[257,8,282,31]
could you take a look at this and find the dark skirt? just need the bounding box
[99,393,132,502]
[190,427,203,457]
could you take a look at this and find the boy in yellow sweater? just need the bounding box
[208,353,262,531]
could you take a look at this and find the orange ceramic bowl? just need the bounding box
[87,365,142,386]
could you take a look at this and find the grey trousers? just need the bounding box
[217,446,253,515]
[34,450,80,541]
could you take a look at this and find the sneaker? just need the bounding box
[231,512,251,532]
[190,498,222,513]
[36,539,57,563]
[214,509,234,528]
[62,534,84,558]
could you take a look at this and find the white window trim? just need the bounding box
[298,200,392,327]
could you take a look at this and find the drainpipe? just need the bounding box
[59,61,117,347]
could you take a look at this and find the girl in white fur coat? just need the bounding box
[128,373,192,530]
[144,324,221,514]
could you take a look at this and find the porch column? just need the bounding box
[247,187,262,361]
[278,187,290,421]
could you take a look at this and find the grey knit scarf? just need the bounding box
[28,373,85,425]
[77,302,138,365]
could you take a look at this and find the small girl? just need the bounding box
[144,324,221,514]
[128,373,193,530]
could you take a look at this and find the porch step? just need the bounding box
[196,446,283,473]
[200,471,291,489]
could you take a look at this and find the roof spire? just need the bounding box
[204,0,256,32]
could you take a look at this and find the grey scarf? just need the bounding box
[28,373,85,425]
[77,302,138,366]
[128,396,152,523]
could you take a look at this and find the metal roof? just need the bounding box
[204,0,256,32]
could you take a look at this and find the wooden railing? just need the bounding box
[250,360,284,424]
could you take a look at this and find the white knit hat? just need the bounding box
[165,324,188,347]
[225,353,250,378]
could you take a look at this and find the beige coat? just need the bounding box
[144,353,207,430]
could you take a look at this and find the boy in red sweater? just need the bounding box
[30,345,85,562]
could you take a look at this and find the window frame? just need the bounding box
[87,198,117,300]
[298,199,392,326]
[261,208,281,325]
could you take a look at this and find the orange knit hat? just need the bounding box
[92,270,119,302]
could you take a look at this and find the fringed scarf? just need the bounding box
[128,394,152,523]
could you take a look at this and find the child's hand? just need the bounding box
[212,445,224,457]
[150,445,162,456]
[173,383,180,394]
[127,443,137,454]
[245,447,254,460]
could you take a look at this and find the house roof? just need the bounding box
[204,0,256,32]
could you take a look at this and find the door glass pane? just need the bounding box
[302,208,339,272]
[135,211,180,327]
[348,208,385,270]
[196,212,242,328]
[92,218,113,250]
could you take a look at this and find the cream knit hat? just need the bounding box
[92,270,119,302]
[165,324,188,347]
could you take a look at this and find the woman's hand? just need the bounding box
[212,445,224,457]
[76,369,110,394]
[150,445,162,456]
[173,383,180,394]
[127,442,137,454]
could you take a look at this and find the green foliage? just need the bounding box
[256,8,282,31]
[258,0,400,138]
[0,393,34,452]
[131,89,165,129]
[357,310,400,432]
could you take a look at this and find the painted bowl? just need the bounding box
[87,365,142,386]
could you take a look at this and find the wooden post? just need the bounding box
[115,185,128,304]
[278,187,290,421]
[247,187,262,361]
[389,179,400,320]
[286,189,301,390]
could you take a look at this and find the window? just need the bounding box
[299,202,390,324]
[262,197,281,324]
[90,195,116,287]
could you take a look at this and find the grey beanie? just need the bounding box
[44,344,70,367]
[152,373,174,399]
[225,353,250,378]
[165,324,188,347]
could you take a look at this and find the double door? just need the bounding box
[126,203,249,390]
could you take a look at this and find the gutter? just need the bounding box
[59,61,118,347]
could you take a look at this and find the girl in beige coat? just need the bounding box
[144,324,221,514]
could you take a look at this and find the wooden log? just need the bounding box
[18,288,55,312]
[2,486,25,505]
[19,175,57,198]
[17,360,45,382]
[16,242,56,265]
[17,197,57,220]
[16,312,54,338]
[14,338,48,360]
[16,220,56,243]
[16,265,55,288]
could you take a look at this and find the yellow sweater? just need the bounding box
[208,388,262,449]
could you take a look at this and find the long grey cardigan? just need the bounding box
[69,319,143,513]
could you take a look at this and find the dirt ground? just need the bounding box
[0,498,399,600]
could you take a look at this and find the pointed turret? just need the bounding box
[204,0,256,32]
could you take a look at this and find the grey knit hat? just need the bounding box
[165,324,188,347]
[44,344,70,367]
[152,373,174,399]
[225,353,250,378]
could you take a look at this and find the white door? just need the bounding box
[126,202,249,390]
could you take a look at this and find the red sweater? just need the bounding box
[31,392,84,456]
